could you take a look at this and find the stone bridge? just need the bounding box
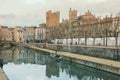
[0,41,15,48]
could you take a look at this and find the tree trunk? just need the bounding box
[93,38,95,46]
[78,38,81,45]
[103,37,105,46]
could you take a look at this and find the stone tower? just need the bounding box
[46,10,60,27]
[69,8,77,20]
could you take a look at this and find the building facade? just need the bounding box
[23,26,35,43]
[14,26,24,43]
[46,10,60,27]
[35,24,46,42]
[0,26,13,41]
[58,10,120,46]
[69,8,77,20]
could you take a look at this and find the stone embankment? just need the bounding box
[46,44,120,61]
[0,41,15,49]
[25,44,120,75]
[0,68,8,80]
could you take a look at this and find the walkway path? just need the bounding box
[48,44,120,49]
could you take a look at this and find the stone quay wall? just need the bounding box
[25,44,120,75]
[31,43,120,61]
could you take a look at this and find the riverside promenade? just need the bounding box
[0,68,8,80]
[25,44,120,75]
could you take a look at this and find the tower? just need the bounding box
[46,10,60,27]
[69,8,77,20]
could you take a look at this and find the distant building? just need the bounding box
[46,10,60,27]
[35,24,46,42]
[23,26,35,43]
[81,10,97,25]
[69,8,77,20]
[0,26,13,41]
[61,11,119,40]
[9,28,14,41]
[14,26,24,43]
[0,27,1,40]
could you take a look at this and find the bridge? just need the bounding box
[0,41,15,48]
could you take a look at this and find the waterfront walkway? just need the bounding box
[27,44,120,69]
[33,43,120,49]
[0,68,8,80]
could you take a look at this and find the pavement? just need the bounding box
[60,52,120,68]
[49,44,120,49]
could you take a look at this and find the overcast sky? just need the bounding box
[0,0,120,27]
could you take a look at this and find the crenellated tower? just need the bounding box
[69,8,78,20]
[46,10,60,27]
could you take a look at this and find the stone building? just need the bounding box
[23,26,35,43]
[0,28,1,40]
[9,28,14,41]
[59,10,120,45]
[14,26,24,43]
[46,10,60,27]
[0,26,13,41]
[69,8,77,20]
[35,24,46,42]
[82,11,96,21]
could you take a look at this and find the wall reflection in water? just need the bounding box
[0,48,119,80]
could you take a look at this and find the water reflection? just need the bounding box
[46,59,60,78]
[0,48,119,80]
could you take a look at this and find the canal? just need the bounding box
[0,47,119,80]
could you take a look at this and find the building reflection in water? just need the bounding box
[46,58,60,78]
[0,48,120,80]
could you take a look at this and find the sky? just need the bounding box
[0,0,120,27]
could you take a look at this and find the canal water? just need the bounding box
[0,47,119,80]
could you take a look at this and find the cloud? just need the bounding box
[0,14,16,19]
[0,0,120,27]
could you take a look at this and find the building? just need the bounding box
[9,28,14,41]
[0,26,13,41]
[14,26,24,43]
[46,10,60,27]
[0,28,1,40]
[58,11,120,46]
[69,8,77,20]
[80,10,97,25]
[35,24,46,42]
[23,26,35,43]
